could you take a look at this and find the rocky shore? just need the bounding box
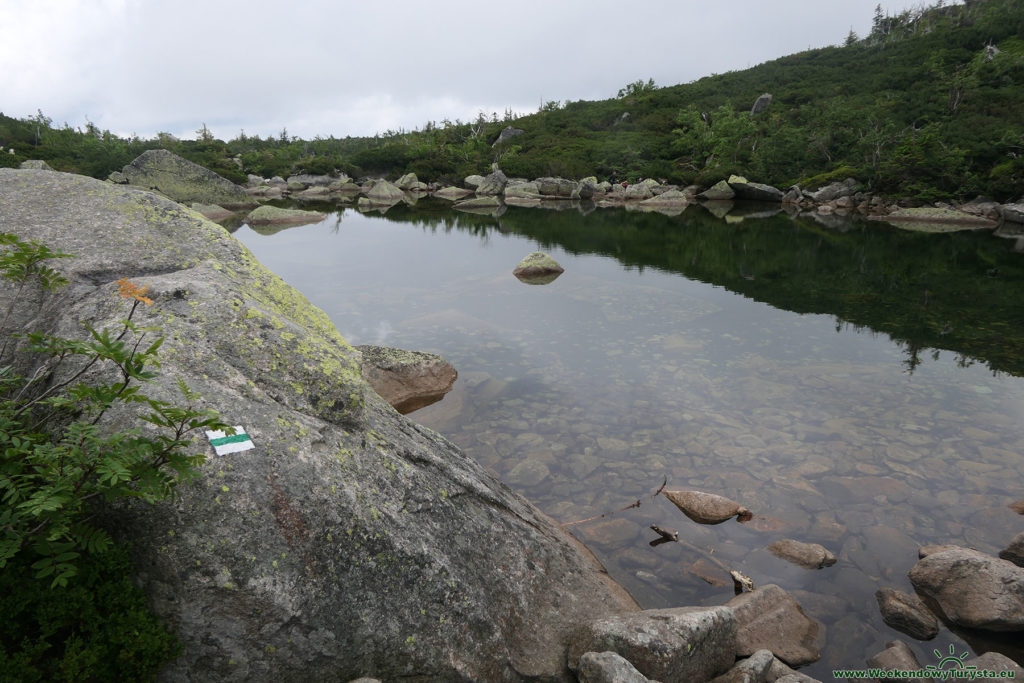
[13,154,1022,680]
[236,164,1024,236]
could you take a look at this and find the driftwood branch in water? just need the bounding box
[560,477,668,528]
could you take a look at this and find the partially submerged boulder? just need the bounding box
[246,205,326,226]
[190,203,237,222]
[0,169,640,681]
[433,186,474,201]
[513,251,564,284]
[662,490,752,524]
[908,546,1024,631]
[874,588,939,640]
[363,178,406,207]
[120,149,255,209]
[767,539,837,570]
[725,584,824,667]
[727,175,784,202]
[356,345,457,414]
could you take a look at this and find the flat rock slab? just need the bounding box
[869,207,998,231]
[567,606,737,683]
[726,584,824,667]
[908,546,1024,631]
[246,205,326,225]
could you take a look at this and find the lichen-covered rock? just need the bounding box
[727,176,784,202]
[356,345,457,414]
[364,178,405,207]
[19,159,54,170]
[394,173,427,191]
[120,149,255,209]
[475,169,508,196]
[433,186,475,201]
[536,177,579,198]
[909,547,1024,631]
[567,606,737,683]
[246,205,326,226]
[0,169,640,682]
[513,251,564,284]
[698,180,736,201]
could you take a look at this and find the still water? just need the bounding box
[234,201,1024,676]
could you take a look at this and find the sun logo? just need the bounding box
[925,643,973,673]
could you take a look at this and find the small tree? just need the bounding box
[0,234,227,587]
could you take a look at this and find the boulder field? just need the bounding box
[0,169,638,682]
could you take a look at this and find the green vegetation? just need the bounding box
[1,0,1022,199]
[0,235,228,678]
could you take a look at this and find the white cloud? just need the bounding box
[0,0,951,140]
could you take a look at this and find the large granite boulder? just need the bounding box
[19,159,54,170]
[727,175,784,202]
[475,168,508,196]
[0,169,639,681]
[698,180,736,201]
[536,177,579,198]
[874,588,939,640]
[492,126,525,147]
[120,149,255,209]
[908,547,1024,631]
[362,178,405,207]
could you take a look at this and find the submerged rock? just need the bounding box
[0,169,640,681]
[356,345,457,414]
[120,149,255,209]
[768,539,837,569]
[513,251,564,284]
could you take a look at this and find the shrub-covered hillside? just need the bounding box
[1,0,1022,200]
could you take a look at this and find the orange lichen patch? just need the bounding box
[116,278,154,305]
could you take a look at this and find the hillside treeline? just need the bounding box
[1,0,1022,201]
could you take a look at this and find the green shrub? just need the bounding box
[0,233,227,587]
[0,542,179,682]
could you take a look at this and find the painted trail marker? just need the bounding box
[206,426,254,456]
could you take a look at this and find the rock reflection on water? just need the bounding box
[235,208,1024,676]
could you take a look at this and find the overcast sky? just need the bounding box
[2,0,940,141]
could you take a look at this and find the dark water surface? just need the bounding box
[234,202,1024,676]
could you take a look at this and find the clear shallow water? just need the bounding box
[234,205,1024,676]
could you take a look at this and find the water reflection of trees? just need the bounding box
[373,201,1024,377]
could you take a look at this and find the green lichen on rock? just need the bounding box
[120,149,255,209]
[513,251,564,284]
